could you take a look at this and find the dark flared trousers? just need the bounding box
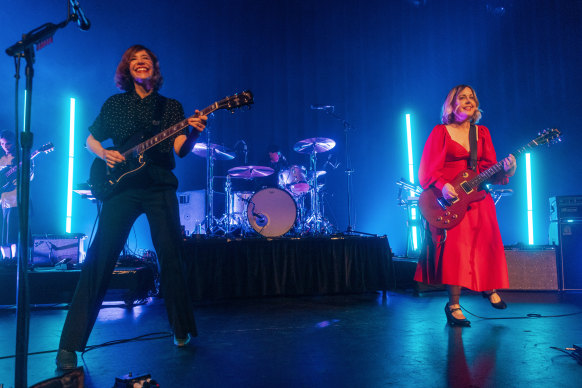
[59,185,197,351]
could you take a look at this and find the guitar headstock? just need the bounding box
[216,90,254,113]
[534,128,562,147]
[39,142,55,154]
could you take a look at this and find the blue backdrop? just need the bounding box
[0,0,579,255]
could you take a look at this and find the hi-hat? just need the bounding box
[228,166,274,178]
[192,143,235,160]
[293,137,336,154]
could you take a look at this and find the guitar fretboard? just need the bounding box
[465,138,541,191]
[122,103,220,158]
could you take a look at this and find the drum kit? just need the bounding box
[194,137,337,237]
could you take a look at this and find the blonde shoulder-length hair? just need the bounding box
[441,84,482,124]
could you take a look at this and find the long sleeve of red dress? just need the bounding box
[414,124,510,291]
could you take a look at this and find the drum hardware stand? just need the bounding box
[223,175,233,235]
[201,123,225,235]
[306,148,323,233]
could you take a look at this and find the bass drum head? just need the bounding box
[247,188,297,237]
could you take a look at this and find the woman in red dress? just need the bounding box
[414,85,517,326]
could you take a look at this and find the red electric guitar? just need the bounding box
[418,128,561,229]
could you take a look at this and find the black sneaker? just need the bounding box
[56,349,78,370]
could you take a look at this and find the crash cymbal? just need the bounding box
[228,165,274,178]
[192,142,235,160]
[293,137,336,154]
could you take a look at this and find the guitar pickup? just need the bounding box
[437,197,451,210]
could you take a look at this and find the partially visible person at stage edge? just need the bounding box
[0,130,28,260]
[56,44,208,370]
[414,85,517,327]
[260,144,289,189]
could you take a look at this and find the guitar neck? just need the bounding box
[468,139,538,189]
[122,104,219,157]
[4,150,41,177]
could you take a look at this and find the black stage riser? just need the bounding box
[0,236,393,304]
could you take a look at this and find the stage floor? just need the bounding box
[1,290,581,387]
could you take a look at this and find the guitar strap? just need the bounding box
[469,124,477,171]
[150,95,168,134]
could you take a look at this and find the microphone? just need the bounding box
[250,202,268,227]
[254,213,268,227]
[69,0,91,31]
[310,104,334,111]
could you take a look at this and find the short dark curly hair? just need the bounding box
[114,44,163,92]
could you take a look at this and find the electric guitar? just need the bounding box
[418,128,561,230]
[88,90,254,201]
[0,142,54,192]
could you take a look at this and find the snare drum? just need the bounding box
[246,188,297,237]
[278,165,309,195]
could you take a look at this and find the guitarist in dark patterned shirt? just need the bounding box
[56,44,207,370]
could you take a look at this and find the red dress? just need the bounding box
[413,124,510,291]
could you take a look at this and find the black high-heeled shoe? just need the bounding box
[482,291,507,309]
[444,303,471,327]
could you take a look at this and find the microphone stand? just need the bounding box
[5,12,76,388]
[321,109,375,236]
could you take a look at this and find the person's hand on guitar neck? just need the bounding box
[176,110,208,158]
[442,183,458,201]
[502,154,517,177]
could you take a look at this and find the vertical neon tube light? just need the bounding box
[405,113,418,250]
[525,153,534,244]
[66,98,75,233]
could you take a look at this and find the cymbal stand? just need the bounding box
[224,175,233,235]
[306,149,321,233]
[304,150,335,235]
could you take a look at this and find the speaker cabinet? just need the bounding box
[505,248,558,290]
[32,234,86,266]
[549,220,582,290]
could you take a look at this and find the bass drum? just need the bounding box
[246,188,297,237]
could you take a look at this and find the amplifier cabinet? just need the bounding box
[549,195,582,221]
[549,220,582,290]
[504,247,558,290]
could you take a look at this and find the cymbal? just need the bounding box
[192,142,235,160]
[293,137,336,154]
[228,165,274,178]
